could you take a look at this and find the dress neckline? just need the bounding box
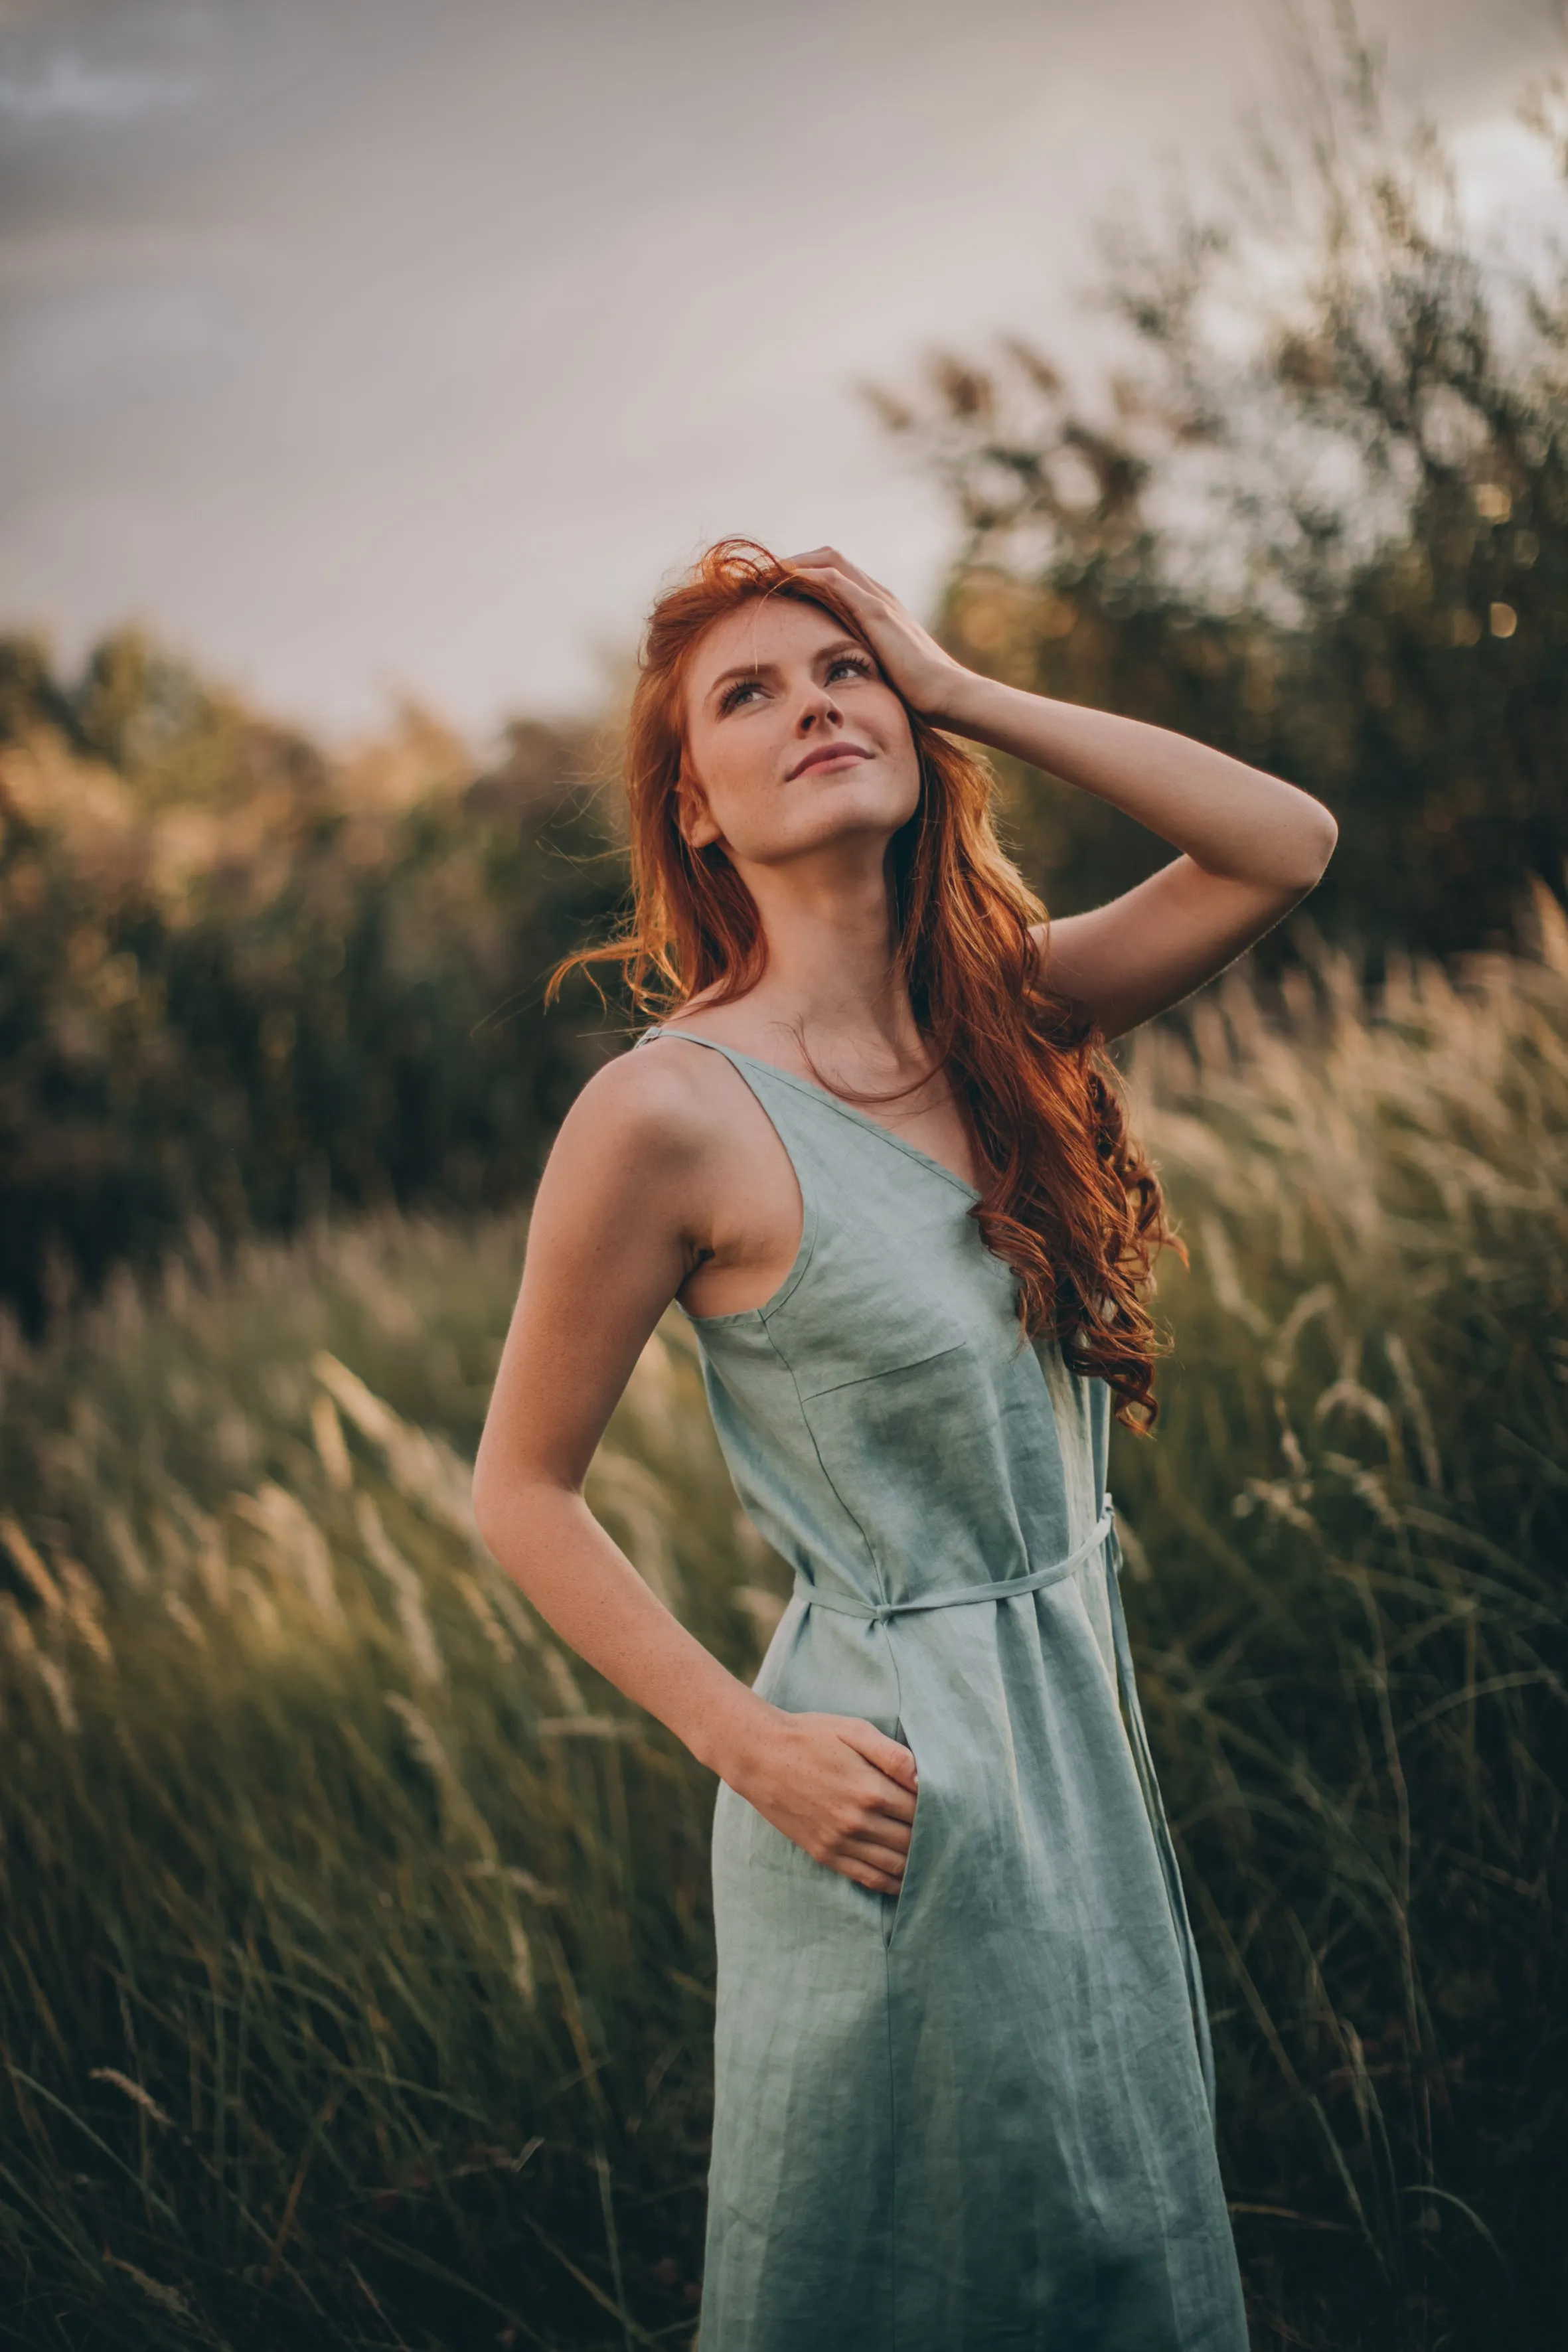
[643,1026,983,1204]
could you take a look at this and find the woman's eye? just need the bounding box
[719,679,763,714]
[828,657,873,684]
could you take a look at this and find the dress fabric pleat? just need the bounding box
[637,1030,1248,2352]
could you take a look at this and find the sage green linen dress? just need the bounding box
[640,1031,1247,2352]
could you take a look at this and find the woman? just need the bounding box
[473,540,1336,2349]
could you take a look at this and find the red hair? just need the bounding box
[553,539,1175,1427]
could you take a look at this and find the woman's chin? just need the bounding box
[779,785,921,860]
[745,819,907,872]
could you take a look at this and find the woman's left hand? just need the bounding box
[783,547,968,721]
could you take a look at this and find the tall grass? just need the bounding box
[1,928,1564,2349]
[1121,908,1568,2345]
[0,1218,771,2349]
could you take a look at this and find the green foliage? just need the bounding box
[1,943,1563,2349]
[0,642,628,1330]
[878,46,1568,959]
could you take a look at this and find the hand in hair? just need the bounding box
[784,546,967,722]
[793,543,1339,1043]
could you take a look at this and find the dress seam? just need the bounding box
[884,1623,909,2351]
[884,1901,900,2352]
[758,1317,885,1597]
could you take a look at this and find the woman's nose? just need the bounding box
[799,689,842,732]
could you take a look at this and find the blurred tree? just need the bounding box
[0,631,75,745]
[874,22,1568,960]
[0,637,626,1328]
[70,628,252,806]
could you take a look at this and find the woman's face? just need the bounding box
[679,596,921,870]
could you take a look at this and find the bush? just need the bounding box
[0,633,627,1330]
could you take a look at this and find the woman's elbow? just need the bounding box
[471,1444,578,1568]
[471,1441,519,1561]
[1281,798,1338,895]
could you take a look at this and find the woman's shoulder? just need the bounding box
[556,1032,742,1180]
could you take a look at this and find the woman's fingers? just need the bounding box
[785,548,892,604]
[842,1862,904,1895]
[787,558,864,609]
[781,558,959,718]
[784,544,862,580]
[836,1717,919,1792]
[741,1709,921,1888]
[842,1804,912,1853]
[864,1782,917,1827]
[838,1863,903,1895]
[826,1730,920,1886]
[844,1828,911,1873]
[831,1833,909,1891]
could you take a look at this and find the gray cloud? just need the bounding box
[0,0,1559,735]
[0,50,200,121]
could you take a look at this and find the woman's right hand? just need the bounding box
[728,1710,919,1894]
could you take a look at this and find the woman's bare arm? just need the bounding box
[938,673,1337,1039]
[786,548,1338,1040]
[472,1046,917,1892]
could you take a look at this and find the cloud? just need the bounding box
[0,50,200,124]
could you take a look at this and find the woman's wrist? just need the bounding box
[920,660,1034,745]
[684,1680,780,1787]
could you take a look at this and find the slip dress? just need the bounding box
[636,1028,1247,2352]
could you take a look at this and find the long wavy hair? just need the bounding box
[552,538,1176,1427]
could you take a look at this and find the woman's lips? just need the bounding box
[788,743,872,779]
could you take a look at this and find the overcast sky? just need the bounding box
[0,0,1560,739]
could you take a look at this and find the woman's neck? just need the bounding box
[682,846,935,1086]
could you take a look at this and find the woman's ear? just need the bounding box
[678,771,723,852]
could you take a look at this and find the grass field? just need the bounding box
[1,929,1565,2350]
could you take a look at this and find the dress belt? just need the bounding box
[790,1494,1217,2117]
[793,1497,1119,1623]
